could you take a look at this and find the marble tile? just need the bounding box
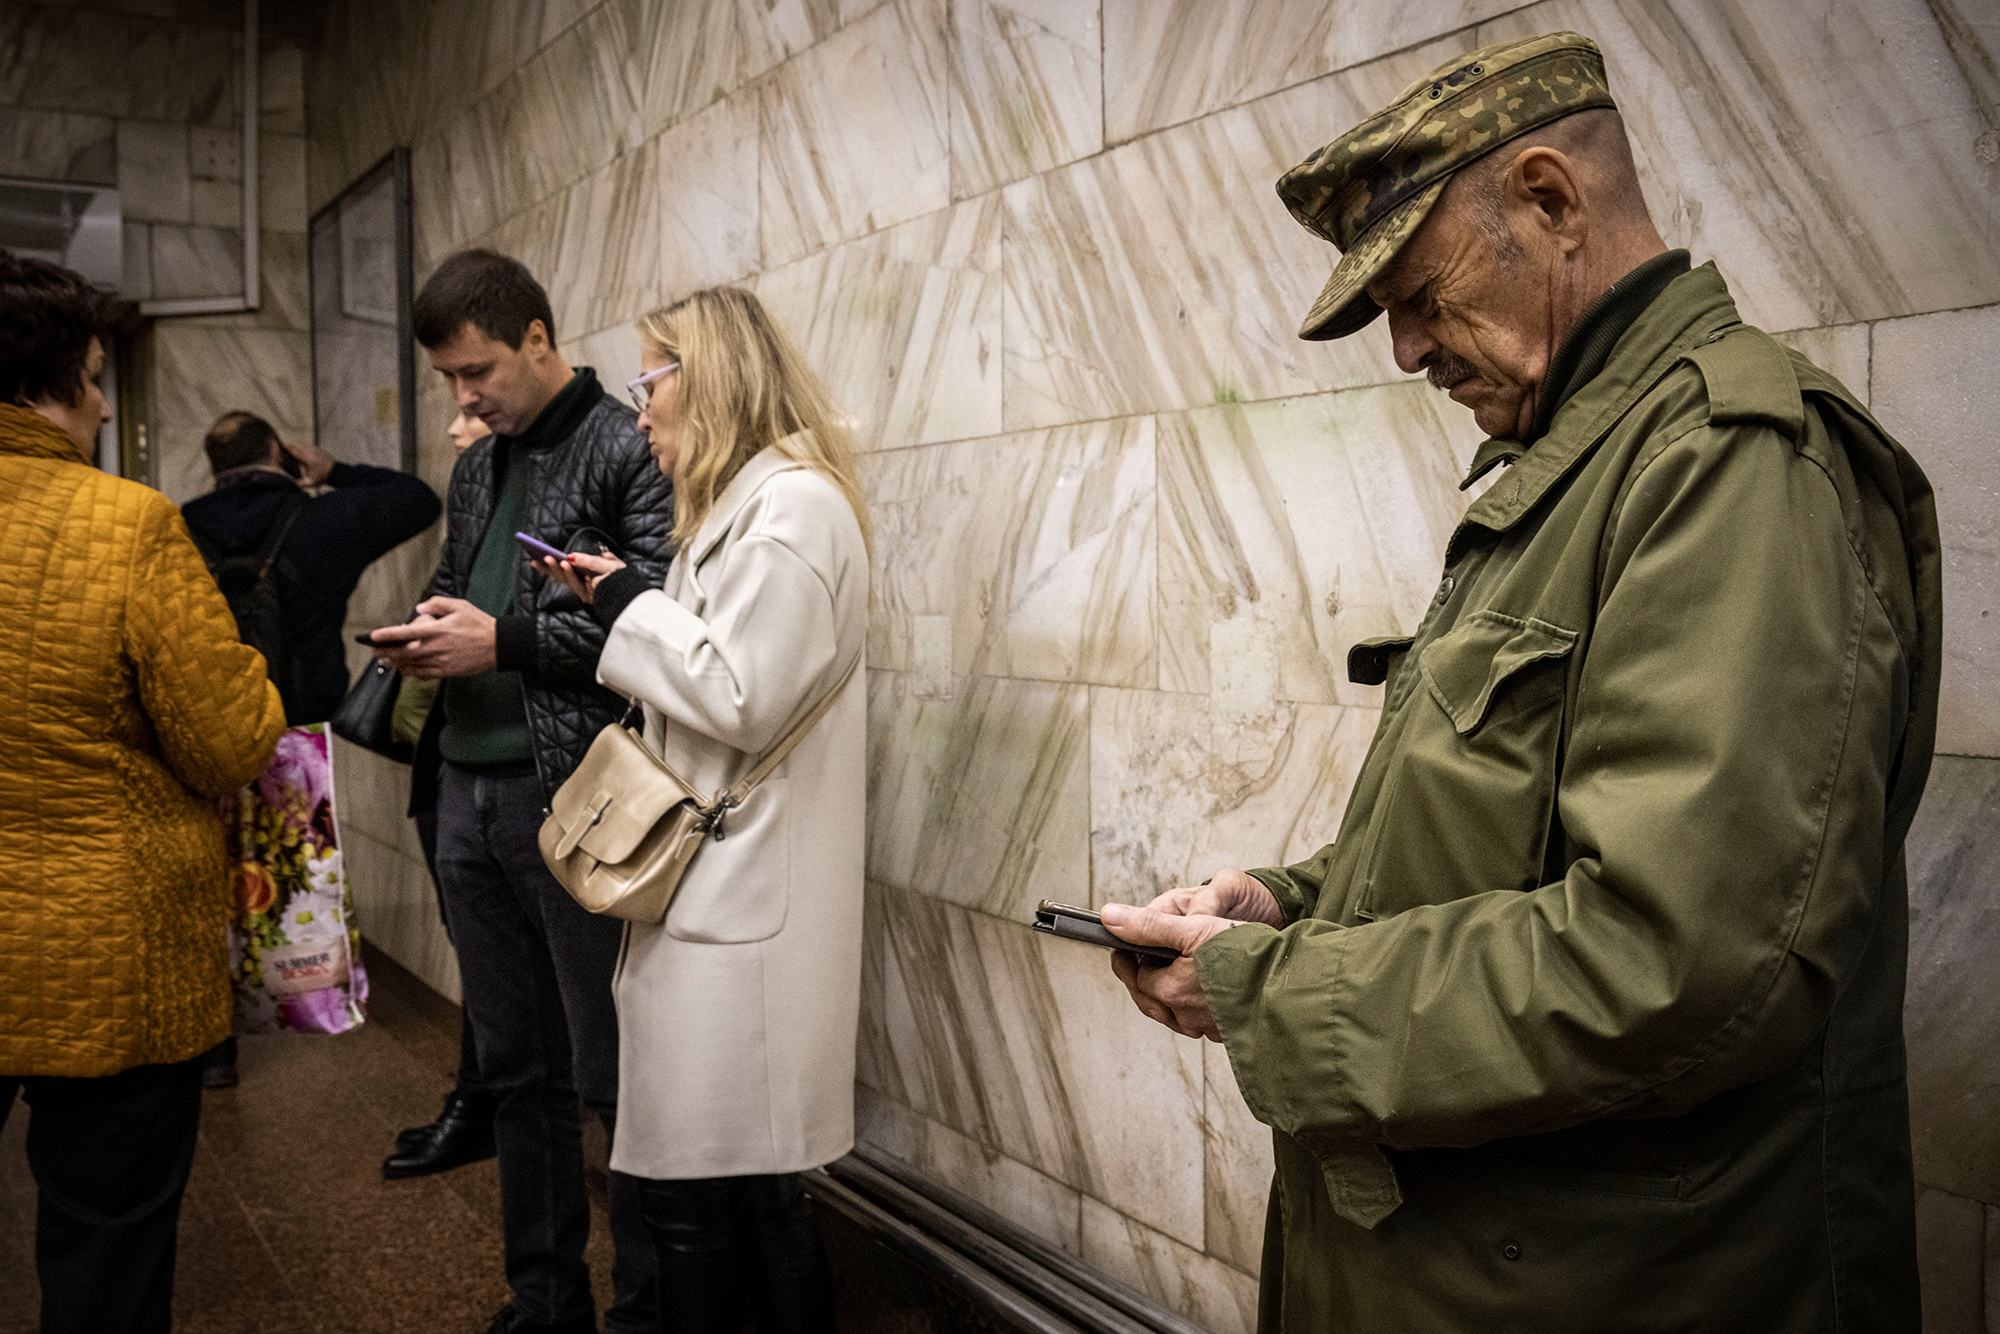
[1203,1040,1273,1276]
[653,89,761,303]
[860,882,1207,1245]
[1773,323,1869,408]
[120,220,151,301]
[755,192,1001,452]
[1156,384,1479,703]
[757,0,950,268]
[179,230,309,333]
[260,132,309,233]
[948,0,1102,198]
[1089,687,1378,911]
[0,7,235,123]
[736,0,849,85]
[149,222,241,300]
[637,0,742,138]
[1903,755,2000,1207]
[188,177,238,228]
[865,672,1090,922]
[151,325,312,500]
[117,119,190,224]
[1102,0,1523,143]
[999,39,1462,430]
[260,44,307,137]
[519,142,662,347]
[0,106,114,184]
[565,321,646,412]
[1474,0,2000,329]
[864,417,1155,688]
[1868,303,2000,759]
[854,1084,1084,1254]
[339,821,463,1005]
[305,0,432,213]
[1914,1187,1986,1334]
[1079,1196,1261,1334]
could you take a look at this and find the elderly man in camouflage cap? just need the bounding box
[1102,31,1943,1331]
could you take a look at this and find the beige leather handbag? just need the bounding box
[539,657,858,924]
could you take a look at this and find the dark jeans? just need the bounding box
[415,804,485,1097]
[637,1173,835,1334]
[0,1056,203,1334]
[435,762,656,1332]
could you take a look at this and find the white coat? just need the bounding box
[595,444,867,1180]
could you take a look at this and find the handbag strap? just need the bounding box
[718,651,861,811]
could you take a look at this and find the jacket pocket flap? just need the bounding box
[1419,611,1577,735]
[1347,635,1417,686]
[548,724,703,863]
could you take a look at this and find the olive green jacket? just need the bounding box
[1198,264,1941,1333]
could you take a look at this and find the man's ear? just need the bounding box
[521,318,551,358]
[1508,147,1588,251]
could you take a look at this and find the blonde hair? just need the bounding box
[635,287,870,554]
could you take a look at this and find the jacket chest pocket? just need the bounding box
[1356,611,1577,921]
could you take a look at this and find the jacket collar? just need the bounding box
[684,439,808,564]
[0,403,86,463]
[1451,262,1742,550]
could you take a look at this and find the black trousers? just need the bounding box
[637,1173,835,1334]
[435,762,657,1332]
[415,804,485,1097]
[0,1056,204,1334]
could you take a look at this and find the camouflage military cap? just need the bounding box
[1277,31,1617,340]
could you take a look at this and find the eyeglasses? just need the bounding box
[627,362,680,413]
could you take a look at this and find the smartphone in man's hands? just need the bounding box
[1032,900,1180,966]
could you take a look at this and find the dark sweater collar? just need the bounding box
[500,367,601,453]
[1527,249,1691,443]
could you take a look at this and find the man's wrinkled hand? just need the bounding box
[367,597,497,679]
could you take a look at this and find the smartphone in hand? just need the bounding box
[1032,900,1180,966]
[515,531,569,562]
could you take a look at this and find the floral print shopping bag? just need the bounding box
[218,723,369,1034]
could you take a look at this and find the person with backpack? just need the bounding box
[181,412,441,1087]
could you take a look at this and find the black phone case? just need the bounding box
[1031,900,1180,966]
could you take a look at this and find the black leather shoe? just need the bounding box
[383,1090,495,1180]
[481,1301,596,1333]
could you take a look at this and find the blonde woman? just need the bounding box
[538,286,867,1334]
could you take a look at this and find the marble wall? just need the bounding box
[298,0,2000,1328]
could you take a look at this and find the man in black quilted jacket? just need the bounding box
[370,249,670,1334]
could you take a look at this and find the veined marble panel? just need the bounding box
[654,90,761,303]
[150,224,242,302]
[637,0,742,137]
[859,882,1207,1246]
[999,37,1463,430]
[472,0,611,96]
[1869,302,2000,759]
[1203,1040,1273,1275]
[182,230,311,334]
[336,814,462,1005]
[518,143,663,347]
[865,671,1089,922]
[307,0,432,212]
[1079,1197,1260,1334]
[0,105,114,183]
[1089,687,1378,911]
[0,6,234,124]
[1475,0,2000,328]
[118,119,191,224]
[428,1,645,251]
[736,0,848,85]
[1102,0,1526,143]
[755,194,1001,451]
[152,326,312,503]
[260,133,309,234]
[757,0,950,269]
[948,0,1102,198]
[865,417,1154,688]
[260,44,307,137]
[564,322,646,416]
[854,1084,1084,1254]
[1156,384,1478,703]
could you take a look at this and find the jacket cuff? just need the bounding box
[1195,923,1403,1230]
[1245,867,1308,925]
[324,461,366,488]
[494,614,537,673]
[591,566,651,629]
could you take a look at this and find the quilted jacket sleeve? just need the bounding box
[126,499,286,797]
[525,416,674,689]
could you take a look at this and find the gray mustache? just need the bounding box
[1426,352,1479,392]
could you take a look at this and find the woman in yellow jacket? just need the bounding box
[0,252,284,1333]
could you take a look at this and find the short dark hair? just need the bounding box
[205,410,279,474]
[412,249,556,350]
[0,249,110,408]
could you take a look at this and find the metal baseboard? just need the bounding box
[806,1147,1211,1334]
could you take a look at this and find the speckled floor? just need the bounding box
[0,945,619,1334]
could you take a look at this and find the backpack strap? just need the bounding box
[254,491,308,577]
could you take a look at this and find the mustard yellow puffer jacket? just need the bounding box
[0,405,284,1077]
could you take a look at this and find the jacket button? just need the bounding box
[1434,575,1455,605]
[1502,1242,1521,1262]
